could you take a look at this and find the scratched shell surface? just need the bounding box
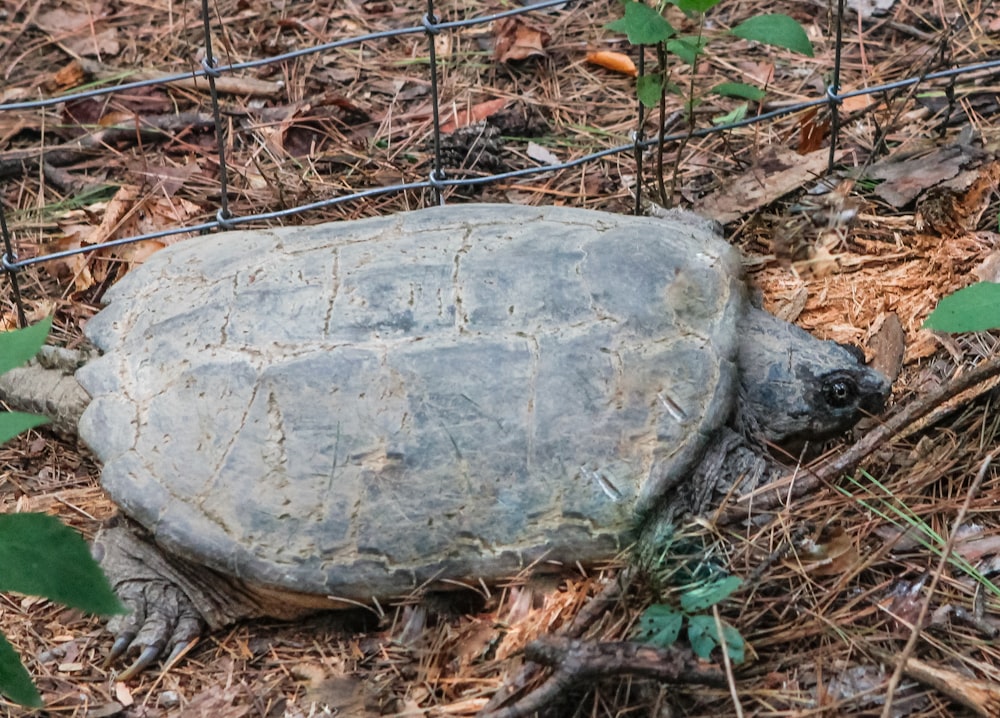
[76,204,745,601]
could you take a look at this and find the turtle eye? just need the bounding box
[823,376,858,408]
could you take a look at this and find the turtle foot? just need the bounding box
[94,523,205,678]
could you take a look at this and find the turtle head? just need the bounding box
[736,308,891,446]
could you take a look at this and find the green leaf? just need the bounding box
[0,514,123,615]
[666,36,708,65]
[719,622,746,663]
[676,0,722,13]
[679,575,742,613]
[924,282,1000,332]
[0,412,49,445]
[0,316,52,376]
[664,79,684,96]
[633,603,683,647]
[711,82,766,101]
[606,0,675,45]
[637,73,664,108]
[731,14,814,57]
[712,103,748,125]
[686,614,719,659]
[687,616,746,662]
[0,632,41,707]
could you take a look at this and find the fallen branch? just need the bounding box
[0,113,217,179]
[481,636,725,718]
[480,571,629,714]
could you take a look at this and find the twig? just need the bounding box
[479,570,629,714]
[78,58,285,98]
[0,113,217,179]
[481,636,726,718]
[0,103,354,181]
[867,647,1000,717]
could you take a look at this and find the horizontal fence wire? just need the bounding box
[1,0,997,325]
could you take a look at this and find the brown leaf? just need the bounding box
[797,108,828,154]
[493,18,550,63]
[786,525,859,576]
[868,142,988,208]
[439,98,509,133]
[841,94,874,113]
[880,577,928,630]
[50,186,199,293]
[128,161,203,197]
[697,147,848,224]
[35,9,120,58]
[867,313,905,383]
[586,51,637,77]
[50,61,87,92]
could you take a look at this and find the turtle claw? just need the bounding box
[116,645,163,682]
[104,633,136,667]
[104,595,201,678]
[162,638,197,668]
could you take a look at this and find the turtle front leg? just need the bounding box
[93,520,253,678]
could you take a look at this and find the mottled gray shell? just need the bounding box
[77,204,745,601]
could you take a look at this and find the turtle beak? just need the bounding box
[858,366,892,416]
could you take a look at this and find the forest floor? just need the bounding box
[3,0,1000,715]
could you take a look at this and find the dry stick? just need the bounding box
[479,570,630,715]
[76,59,285,98]
[0,113,218,179]
[867,647,1000,717]
[483,637,726,718]
[0,104,342,181]
[881,453,993,718]
[718,354,1000,525]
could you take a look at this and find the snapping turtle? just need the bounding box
[2,204,888,673]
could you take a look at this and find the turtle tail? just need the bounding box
[0,346,92,436]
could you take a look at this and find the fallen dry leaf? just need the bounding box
[735,60,774,86]
[841,93,874,113]
[868,142,989,207]
[867,313,906,382]
[586,50,637,77]
[797,108,828,154]
[493,17,550,63]
[35,8,121,58]
[786,525,859,577]
[697,147,848,223]
[439,98,509,133]
[50,61,87,92]
[50,185,199,293]
[527,141,560,164]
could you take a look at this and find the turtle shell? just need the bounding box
[77,204,746,601]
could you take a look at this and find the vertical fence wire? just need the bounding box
[425,0,445,206]
[827,0,846,174]
[0,204,25,328]
[201,0,233,226]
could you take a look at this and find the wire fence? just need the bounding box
[1,0,997,327]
